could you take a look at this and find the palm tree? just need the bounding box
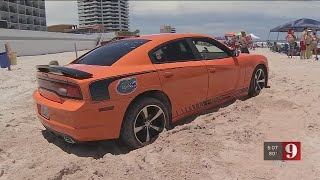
[134,29,140,36]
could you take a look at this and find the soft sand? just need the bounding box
[0,49,320,180]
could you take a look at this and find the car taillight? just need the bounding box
[66,84,82,99]
[54,82,68,96]
[38,78,83,100]
[53,82,83,99]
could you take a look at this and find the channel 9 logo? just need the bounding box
[264,142,301,160]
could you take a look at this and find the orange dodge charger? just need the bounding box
[33,33,269,149]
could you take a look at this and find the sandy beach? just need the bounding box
[0,49,320,180]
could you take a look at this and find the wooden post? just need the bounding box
[276,32,280,42]
[74,42,78,59]
[5,42,13,53]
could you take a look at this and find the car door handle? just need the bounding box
[163,72,173,78]
[209,68,216,73]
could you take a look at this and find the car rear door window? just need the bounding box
[74,39,150,66]
[151,39,196,63]
[192,38,230,60]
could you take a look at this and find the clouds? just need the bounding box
[130,1,319,19]
[130,1,320,39]
[45,1,78,25]
[45,1,320,39]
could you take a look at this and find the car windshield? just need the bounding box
[74,39,150,66]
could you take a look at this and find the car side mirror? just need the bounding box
[232,50,239,57]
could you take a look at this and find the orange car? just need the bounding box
[33,33,269,149]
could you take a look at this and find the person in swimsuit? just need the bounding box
[245,35,253,50]
[229,35,237,50]
[311,31,319,60]
[286,29,296,58]
[235,36,240,50]
[300,27,307,59]
[305,30,313,59]
[240,31,250,54]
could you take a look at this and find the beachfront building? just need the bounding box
[47,24,105,34]
[77,0,129,32]
[0,0,47,31]
[47,24,78,33]
[160,25,176,33]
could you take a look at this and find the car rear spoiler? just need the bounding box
[36,65,93,79]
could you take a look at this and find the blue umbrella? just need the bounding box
[270,18,320,32]
[292,18,320,31]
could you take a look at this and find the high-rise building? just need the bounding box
[0,0,47,31]
[170,27,176,33]
[160,25,176,33]
[77,0,129,32]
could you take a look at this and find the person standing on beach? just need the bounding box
[248,35,254,50]
[267,40,271,48]
[235,36,241,51]
[311,31,319,60]
[300,27,307,59]
[286,29,296,58]
[230,35,237,50]
[305,30,313,59]
[240,31,250,54]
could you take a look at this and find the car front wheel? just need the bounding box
[121,97,169,149]
[249,66,266,97]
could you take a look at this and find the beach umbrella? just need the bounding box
[291,18,320,31]
[224,32,236,36]
[270,18,320,32]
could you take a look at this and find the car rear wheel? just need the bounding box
[248,66,266,97]
[121,97,169,149]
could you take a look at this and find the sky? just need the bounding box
[45,1,320,40]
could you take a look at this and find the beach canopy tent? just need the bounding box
[249,33,260,39]
[268,18,320,41]
[270,18,320,32]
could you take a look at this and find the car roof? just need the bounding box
[127,33,213,41]
[109,33,220,67]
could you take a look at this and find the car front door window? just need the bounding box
[192,39,230,60]
[151,39,196,63]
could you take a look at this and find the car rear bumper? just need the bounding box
[33,90,131,142]
[44,125,79,143]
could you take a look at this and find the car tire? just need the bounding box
[248,65,267,97]
[120,97,169,149]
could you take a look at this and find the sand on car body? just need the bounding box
[0,49,320,180]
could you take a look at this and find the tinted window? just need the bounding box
[192,38,230,60]
[152,40,196,63]
[74,39,150,66]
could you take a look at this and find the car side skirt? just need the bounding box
[172,87,248,123]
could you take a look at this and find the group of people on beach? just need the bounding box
[228,31,253,54]
[286,28,319,60]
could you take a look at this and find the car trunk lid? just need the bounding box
[36,65,93,103]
